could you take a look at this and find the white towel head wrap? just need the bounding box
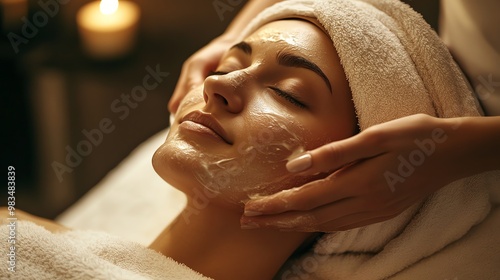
[237,0,482,130]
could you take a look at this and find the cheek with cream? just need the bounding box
[153,90,319,206]
[194,112,308,204]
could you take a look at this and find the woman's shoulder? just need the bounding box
[0,207,69,233]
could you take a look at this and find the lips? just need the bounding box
[180,111,232,144]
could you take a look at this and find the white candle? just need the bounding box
[77,0,140,59]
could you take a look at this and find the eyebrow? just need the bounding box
[230,41,252,55]
[230,41,332,93]
[276,51,332,93]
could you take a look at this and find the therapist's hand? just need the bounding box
[168,36,236,114]
[241,114,499,232]
[168,1,284,113]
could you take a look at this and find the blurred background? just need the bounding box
[0,0,439,219]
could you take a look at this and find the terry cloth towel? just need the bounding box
[238,0,500,279]
[0,221,211,280]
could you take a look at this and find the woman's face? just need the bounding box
[153,19,356,207]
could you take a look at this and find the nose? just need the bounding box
[203,72,246,114]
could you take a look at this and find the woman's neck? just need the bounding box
[149,198,314,280]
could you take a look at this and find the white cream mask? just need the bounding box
[258,29,301,47]
[154,82,317,205]
[192,111,307,204]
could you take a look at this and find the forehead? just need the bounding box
[244,19,335,63]
[244,19,341,86]
[246,19,327,47]
[248,24,301,46]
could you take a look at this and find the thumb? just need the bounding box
[286,132,382,175]
[168,73,205,114]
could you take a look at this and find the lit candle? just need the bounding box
[77,0,140,59]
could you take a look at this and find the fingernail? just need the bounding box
[286,153,312,173]
[244,210,262,217]
[241,222,260,229]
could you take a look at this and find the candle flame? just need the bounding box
[100,0,119,15]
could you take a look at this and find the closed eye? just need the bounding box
[207,71,307,109]
[269,86,306,109]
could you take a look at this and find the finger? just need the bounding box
[243,208,395,232]
[168,60,192,113]
[240,210,317,231]
[315,197,414,232]
[287,132,385,175]
[169,57,217,113]
[242,196,364,231]
[244,175,352,215]
[243,192,415,232]
[168,72,205,113]
[167,94,182,114]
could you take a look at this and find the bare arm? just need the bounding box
[444,116,500,177]
[1,207,69,233]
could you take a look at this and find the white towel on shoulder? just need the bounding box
[0,221,211,280]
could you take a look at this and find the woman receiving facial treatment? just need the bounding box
[2,0,498,279]
[148,17,356,279]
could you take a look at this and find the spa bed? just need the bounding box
[55,128,184,246]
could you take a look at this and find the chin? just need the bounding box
[152,121,318,208]
[152,135,201,194]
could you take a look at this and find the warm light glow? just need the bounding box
[100,0,119,15]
